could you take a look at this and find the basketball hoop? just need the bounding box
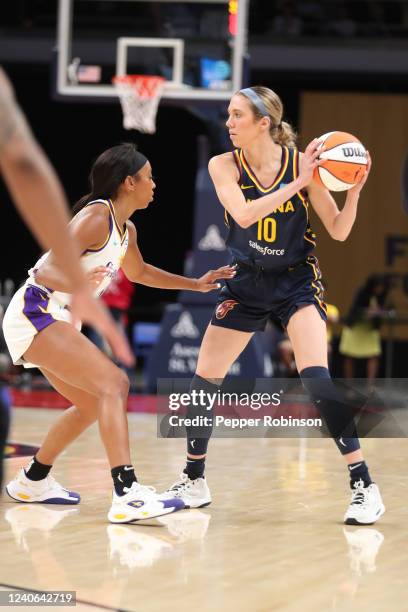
[113,74,165,134]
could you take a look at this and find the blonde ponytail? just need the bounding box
[273,121,297,147]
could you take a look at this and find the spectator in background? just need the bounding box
[323,279,340,357]
[297,0,323,35]
[326,302,340,348]
[325,4,357,37]
[270,0,302,37]
[339,274,392,385]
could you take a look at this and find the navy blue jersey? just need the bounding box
[224,146,316,271]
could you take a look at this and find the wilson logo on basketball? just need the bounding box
[215,300,239,319]
[342,147,366,158]
[314,131,368,192]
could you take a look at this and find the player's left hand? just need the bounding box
[349,151,372,195]
[195,265,236,292]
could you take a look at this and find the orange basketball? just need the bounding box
[313,131,368,192]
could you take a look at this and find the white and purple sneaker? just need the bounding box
[6,468,80,505]
[108,481,185,524]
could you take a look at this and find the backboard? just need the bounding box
[55,0,249,103]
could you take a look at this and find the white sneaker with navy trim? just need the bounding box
[344,480,385,525]
[6,468,80,505]
[160,473,212,509]
[108,482,185,524]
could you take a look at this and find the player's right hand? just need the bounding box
[70,286,135,367]
[298,139,324,188]
[195,265,237,292]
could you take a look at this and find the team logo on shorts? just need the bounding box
[215,299,239,320]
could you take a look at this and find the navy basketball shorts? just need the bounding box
[211,255,327,332]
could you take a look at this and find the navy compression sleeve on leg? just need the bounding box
[300,366,360,455]
[186,374,218,456]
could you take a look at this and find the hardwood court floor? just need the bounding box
[1,408,408,612]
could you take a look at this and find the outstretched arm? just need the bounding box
[122,221,236,291]
[307,153,372,242]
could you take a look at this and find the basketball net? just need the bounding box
[113,75,166,134]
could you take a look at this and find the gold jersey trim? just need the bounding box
[306,257,327,315]
[239,146,289,193]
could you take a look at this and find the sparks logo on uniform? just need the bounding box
[215,299,239,319]
[198,225,226,251]
[170,312,200,338]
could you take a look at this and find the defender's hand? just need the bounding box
[195,265,236,293]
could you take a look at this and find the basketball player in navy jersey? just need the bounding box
[0,67,133,492]
[162,86,385,526]
[3,143,235,522]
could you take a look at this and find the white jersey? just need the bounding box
[28,199,129,307]
[2,199,129,368]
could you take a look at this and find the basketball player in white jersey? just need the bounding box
[0,67,132,492]
[3,143,235,523]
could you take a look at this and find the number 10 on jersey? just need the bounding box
[257,218,277,242]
